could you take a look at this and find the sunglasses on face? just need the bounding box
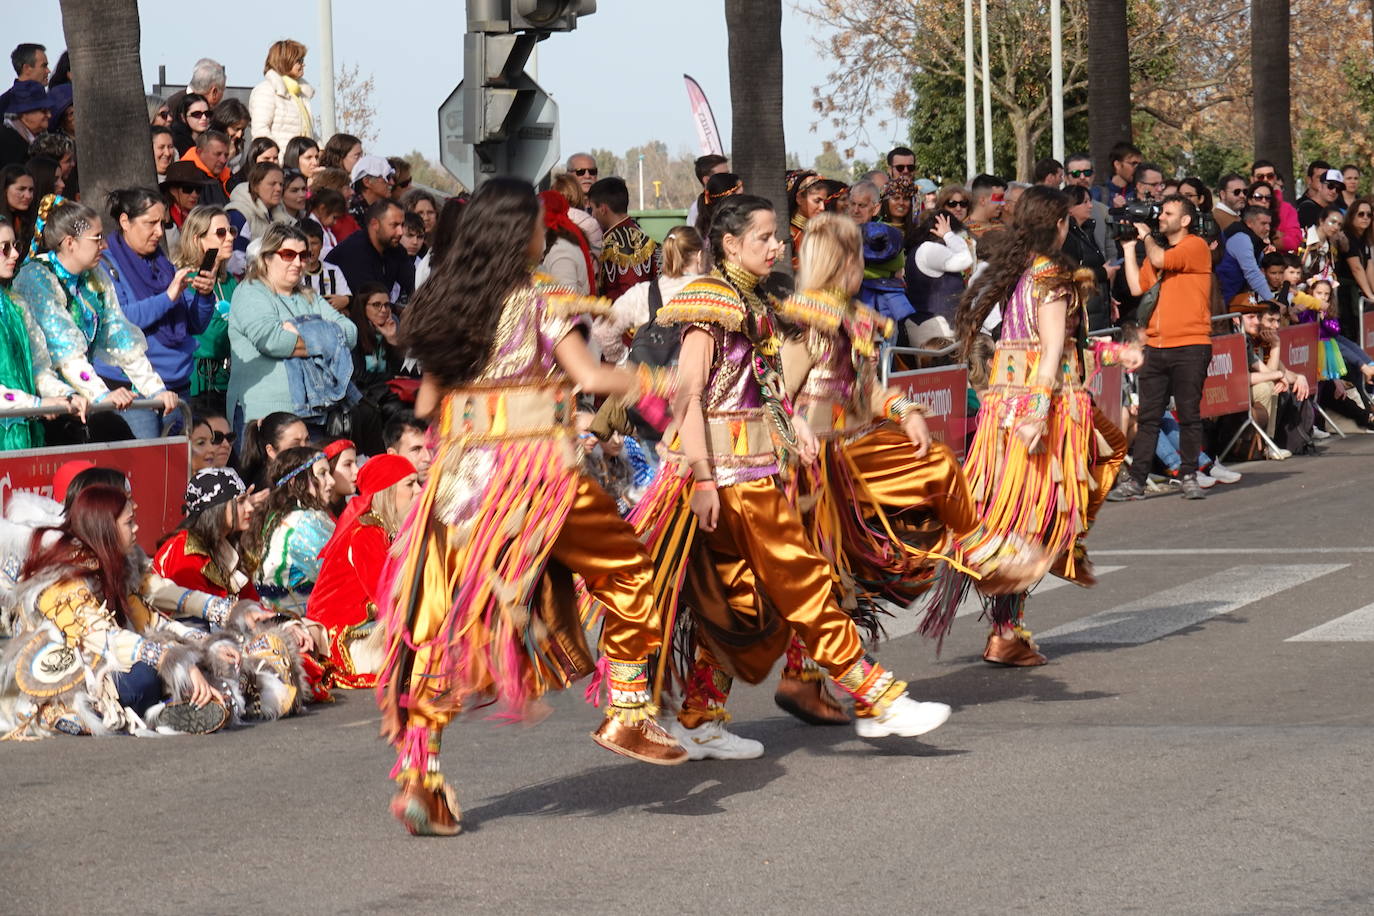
[1254,171,1276,181]
[1250,192,1272,201]
[394,178,412,189]
[274,248,305,262]
[1327,182,1345,192]
[204,226,229,239]
[1358,210,1372,218]
[573,167,598,177]
[172,184,201,195]
[0,241,18,257]
[946,199,969,208]
[990,193,1005,203]
[186,110,209,120]
[198,430,236,446]
[891,163,915,172]
[1068,168,1093,178]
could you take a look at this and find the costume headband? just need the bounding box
[184,467,246,515]
[274,451,327,488]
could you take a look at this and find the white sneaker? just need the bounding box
[854,694,951,739]
[1207,461,1242,484]
[1312,427,1331,440]
[667,718,764,760]
[1266,446,1292,460]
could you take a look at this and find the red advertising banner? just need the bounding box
[1200,334,1251,419]
[0,437,189,554]
[890,366,970,460]
[1277,322,1318,387]
[1362,307,1374,359]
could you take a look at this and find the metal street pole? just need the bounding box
[1050,0,1064,166]
[979,0,993,173]
[638,154,645,210]
[964,0,976,182]
[318,0,337,138]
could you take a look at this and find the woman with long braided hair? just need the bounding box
[605,195,953,762]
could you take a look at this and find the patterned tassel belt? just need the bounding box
[703,411,780,461]
[440,384,576,440]
[990,346,1081,391]
[797,398,870,438]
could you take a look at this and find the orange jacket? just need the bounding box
[180,146,229,195]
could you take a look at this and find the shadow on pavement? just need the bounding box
[462,714,965,827]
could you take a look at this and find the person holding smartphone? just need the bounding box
[98,187,215,437]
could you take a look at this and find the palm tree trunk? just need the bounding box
[1252,0,1293,186]
[1087,0,1132,181]
[725,0,789,273]
[59,0,154,208]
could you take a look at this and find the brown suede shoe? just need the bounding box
[390,780,462,837]
[1049,541,1096,588]
[982,632,1048,667]
[773,675,851,725]
[591,715,688,765]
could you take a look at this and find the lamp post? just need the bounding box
[964,0,976,181]
[979,0,992,173]
[318,0,336,137]
[1050,0,1064,166]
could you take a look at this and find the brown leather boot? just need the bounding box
[591,715,688,765]
[390,780,462,837]
[774,674,850,725]
[982,630,1048,667]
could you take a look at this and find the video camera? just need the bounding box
[1106,200,1161,243]
[1106,199,1216,243]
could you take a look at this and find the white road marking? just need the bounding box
[880,567,1126,640]
[1036,564,1347,645]
[1286,603,1374,642]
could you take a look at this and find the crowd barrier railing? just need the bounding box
[0,398,193,554]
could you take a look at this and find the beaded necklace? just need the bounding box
[719,261,798,464]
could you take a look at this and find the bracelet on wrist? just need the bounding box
[693,479,717,492]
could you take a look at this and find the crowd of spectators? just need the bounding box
[0,33,1367,735]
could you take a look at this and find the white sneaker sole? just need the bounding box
[854,702,951,739]
[668,723,765,760]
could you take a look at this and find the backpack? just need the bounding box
[626,278,679,367]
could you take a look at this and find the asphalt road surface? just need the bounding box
[5,438,1374,915]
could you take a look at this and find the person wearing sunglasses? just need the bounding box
[566,151,599,194]
[886,145,916,178]
[174,205,238,401]
[1064,151,1118,261]
[170,92,212,156]
[187,412,237,471]
[12,196,179,430]
[1250,159,1301,253]
[1295,161,1343,232]
[226,222,356,434]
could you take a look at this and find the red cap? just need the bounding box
[52,460,96,502]
[323,439,355,461]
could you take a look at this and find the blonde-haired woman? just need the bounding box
[249,39,315,150]
[592,225,705,364]
[773,212,1047,721]
[174,205,237,400]
[225,222,355,430]
[552,171,603,257]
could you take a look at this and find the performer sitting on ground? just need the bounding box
[307,454,420,689]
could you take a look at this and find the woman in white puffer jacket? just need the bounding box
[248,39,316,150]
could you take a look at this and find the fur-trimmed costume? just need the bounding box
[598,266,911,726]
[375,277,672,794]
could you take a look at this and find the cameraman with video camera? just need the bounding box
[1109,195,1215,501]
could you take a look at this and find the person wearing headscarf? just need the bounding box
[537,189,595,296]
[307,455,420,689]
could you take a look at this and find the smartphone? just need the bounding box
[197,249,218,276]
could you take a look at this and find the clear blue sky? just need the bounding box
[24,0,904,167]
